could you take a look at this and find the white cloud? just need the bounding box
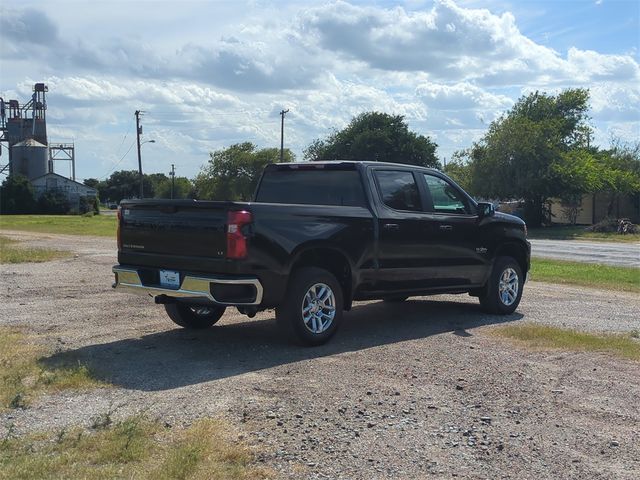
[415,82,512,110]
[1,0,638,179]
[590,82,640,122]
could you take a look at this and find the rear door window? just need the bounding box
[374,170,421,212]
[255,168,366,207]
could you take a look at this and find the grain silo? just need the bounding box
[11,138,49,180]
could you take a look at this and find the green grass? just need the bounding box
[0,236,69,264]
[531,258,640,292]
[0,416,272,480]
[528,226,639,243]
[0,215,116,237]
[493,323,640,361]
[0,328,105,411]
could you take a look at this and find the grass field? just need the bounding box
[0,215,116,237]
[493,323,640,361]
[0,416,271,480]
[0,327,271,478]
[0,235,69,264]
[530,258,640,293]
[0,328,105,411]
[528,226,639,243]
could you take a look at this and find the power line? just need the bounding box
[114,123,132,156]
[143,110,256,119]
[99,139,137,179]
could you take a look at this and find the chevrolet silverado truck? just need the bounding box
[113,161,530,345]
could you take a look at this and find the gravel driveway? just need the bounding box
[1,230,639,479]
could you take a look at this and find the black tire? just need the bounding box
[478,256,524,314]
[276,267,343,346]
[383,296,408,303]
[164,303,226,329]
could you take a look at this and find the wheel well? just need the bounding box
[496,242,528,275]
[291,248,353,310]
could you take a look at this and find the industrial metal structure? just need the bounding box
[0,83,95,213]
[0,83,76,180]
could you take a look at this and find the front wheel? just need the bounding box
[164,303,226,329]
[478,256,524,314]
[276,267,343,346]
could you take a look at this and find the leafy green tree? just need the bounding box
[146,173,170,196]
[550,149,604,224]
[195,143,293,201]
[598,142,640,216]
[100,170,155,202]
[304,112,439,168]
[154,176,195,199]
[468,89,592,226]
[443,151,474,192]
[551,149,603,198]
[550,145,640,222]
[83,178,100,190]
[0,175,36,214]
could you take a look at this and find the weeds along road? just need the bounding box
[1,231,639,480]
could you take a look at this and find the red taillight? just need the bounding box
[227,210,252,259]
[116,207,122,251]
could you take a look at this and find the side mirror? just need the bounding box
[477,201,495,218]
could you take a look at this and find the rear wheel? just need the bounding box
[164,303,226,329]
[276,267,343,346]
[478,256,523,314]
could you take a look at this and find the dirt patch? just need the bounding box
[1,231,639,479]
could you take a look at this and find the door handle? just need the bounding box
[439,224,453,231]
[383,223,399,230]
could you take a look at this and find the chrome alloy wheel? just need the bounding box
[498,267,519,306]
[301,283,336,334]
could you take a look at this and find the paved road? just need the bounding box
[530,239,640,268]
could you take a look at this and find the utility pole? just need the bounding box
[135,110,144,198]
[170,164,175,199]
[279,109,289,162]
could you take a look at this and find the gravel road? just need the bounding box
[530,239,640,268]
[1,230,639,479]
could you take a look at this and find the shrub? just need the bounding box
[79,195,100,215]
[0,175,36,214]
[38,190,70,214]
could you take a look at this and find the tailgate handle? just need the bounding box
[439,224,453,231]
[383,223,399,230]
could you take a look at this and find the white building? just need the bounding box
[30,172,97,213]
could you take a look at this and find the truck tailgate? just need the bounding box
[119,200,244,259]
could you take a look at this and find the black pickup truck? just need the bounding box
[113,161,530,345]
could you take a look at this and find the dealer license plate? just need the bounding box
[159,269,180,289]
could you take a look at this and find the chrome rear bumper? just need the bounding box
[112,266,263,306]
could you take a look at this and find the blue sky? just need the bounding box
[1,0,638,182]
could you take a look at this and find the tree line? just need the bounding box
[3,88,637,224]
[82,93,640,226]
[443,89,639,226]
